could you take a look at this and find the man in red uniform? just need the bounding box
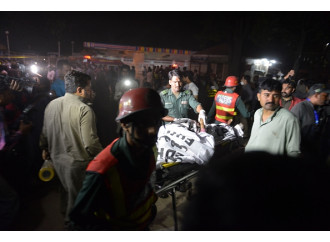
[207,76,250,125]
[69,88,167,230]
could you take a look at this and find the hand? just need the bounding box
[284,70,295,80]
[42,149,50,161]
[9,80,23,92]
[198,109,207,125]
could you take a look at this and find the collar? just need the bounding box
[260,106,282,124]
[64,92,89,104]
[168,88,183,98]
[224,88,234,93]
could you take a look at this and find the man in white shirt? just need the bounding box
[182,71,199,100]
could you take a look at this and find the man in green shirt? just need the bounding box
[160,69,206,124]
[245,79,301,157]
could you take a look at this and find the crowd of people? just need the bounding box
[0,56,329,231]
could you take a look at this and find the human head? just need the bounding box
[56,59,71,78]
[182,151,330,231]
[64,70,93,101]
[182,71,194,84]
[168,69,182,94]
[31,76,51,96]
[224,76,239,88]
[116,88,167,148]
[240,75,250,86]
[307,83,329,106]
[281,79,297,98]
[257,79,282,111]
[121,65,131,79]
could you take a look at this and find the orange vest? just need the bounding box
[87,138,157,230]
[214,91,239,124]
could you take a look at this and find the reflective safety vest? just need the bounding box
[214,91,239,124]
[207,88,218,98]
[86,138,157,230]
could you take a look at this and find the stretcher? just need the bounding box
[154,120,244,230]
[155,163,201,231]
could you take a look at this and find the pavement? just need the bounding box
[10,175,195,231]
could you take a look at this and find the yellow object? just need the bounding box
[38,160,55,182]
[162,162,179,168]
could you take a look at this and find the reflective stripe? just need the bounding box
[216,114,233,120]
[216,106,236,113]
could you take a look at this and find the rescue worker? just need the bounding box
[207,76,250,125]
[160,69,206,124]
[69,88,167,230]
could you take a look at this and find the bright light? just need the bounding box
[270,60,276,64]
[84,55,91,60]
[124,79,131,86]
[30,64,38,74]
[254,59,261,65]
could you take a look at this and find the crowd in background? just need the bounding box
[0,56,329,230]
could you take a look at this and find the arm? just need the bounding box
[285,117,301,157]
[236,96,251,118]
[80,107,103,157]
[69,171,106,229]
[162,115,176,122]
[207,100,216,123]
[284,70,295,80]
[196,104,203,113]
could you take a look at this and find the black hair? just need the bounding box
[243,75,251,84]
[258,78,281,93]
[182,71,194,82]
[121,65,130,71]
[64,70,91,93]
[282,78,297,89]
[168,69,180,80]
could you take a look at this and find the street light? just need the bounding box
[5,30,10,56]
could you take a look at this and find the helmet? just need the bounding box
[116,88,167,122]
[224,76,239,87]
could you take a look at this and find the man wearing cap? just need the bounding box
[160,69,206,124]
[279,78,303,111]
[70,88,167,230]
[291,83,329,161]
[207,76,251,126]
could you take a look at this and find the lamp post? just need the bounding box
[71,41,74,56]
[5,30,10,56]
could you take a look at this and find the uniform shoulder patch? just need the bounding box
[184,89,192,95]
[160,89,169,95]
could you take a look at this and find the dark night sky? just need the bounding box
[0,10,329,67]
